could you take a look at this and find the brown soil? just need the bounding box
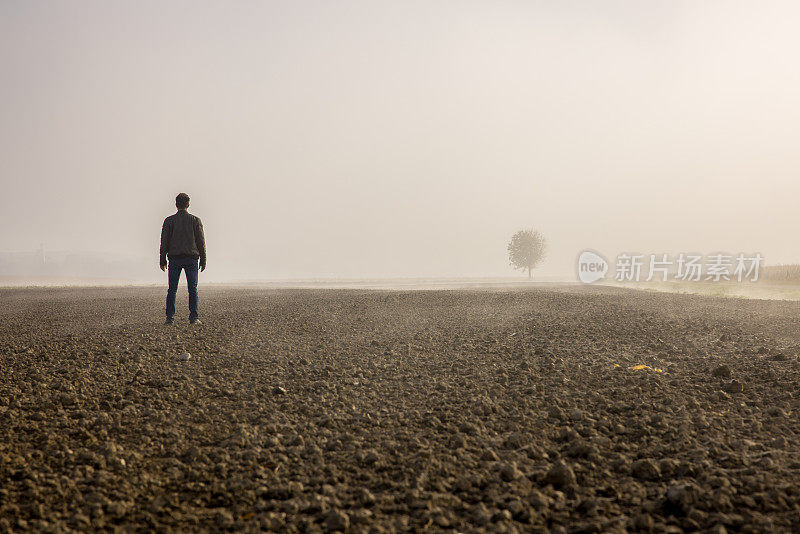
[1,286,799,532]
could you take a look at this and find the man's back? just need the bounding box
[160,210,206,265]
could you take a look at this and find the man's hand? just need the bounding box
[200,263,206,272]
[160,263,166,272]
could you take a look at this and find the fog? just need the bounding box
[2,1,799,283]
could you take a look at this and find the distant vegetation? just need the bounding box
[760,264,800,285]
[507,229,547,279]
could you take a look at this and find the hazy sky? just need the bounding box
[2,1,799,280]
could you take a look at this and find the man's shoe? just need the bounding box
[164,318,174,325]
[189,318,202,325]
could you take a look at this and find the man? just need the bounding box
[160,193,206,325]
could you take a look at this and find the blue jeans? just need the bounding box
[166,258,199,320]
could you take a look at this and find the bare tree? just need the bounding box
[507,229,547,279]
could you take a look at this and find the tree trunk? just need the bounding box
[528,266,531,279]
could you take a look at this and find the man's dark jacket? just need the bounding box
[160,210,206,268]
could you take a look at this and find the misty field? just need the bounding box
[1,286,800,532]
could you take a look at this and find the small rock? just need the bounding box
[324,510,350,532]
[481,449,499,462]
[548,405,565,420]
[569,409,585,421]
[59,393,77,406]
[506,499,526,517]
[503,432,527,449]
[631,459,661,481]
[658,458,679,478]
[273,386,287,396]
[558,427,581,442]
[566,440,595,458]
[472,503,491,525]
[108,501,130,518]
[362,450,381,465]
[351,509,372,523]
[433,512,451,527]
[178,352,191,361]
[543,460,576,488]
[358,488,375,505]
[450,433,467,449]
[491,509,512,522]
[498,462,522,482]
[183,446,202,461]
[766,406,785,417]
[528,489,552,509]
[723,380,743,393]
[769,436,786,449]
[666,484,697,509]
[712,365,732,378]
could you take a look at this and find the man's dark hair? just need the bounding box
[176,193,190,209]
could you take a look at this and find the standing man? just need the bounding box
[160,193,206,325]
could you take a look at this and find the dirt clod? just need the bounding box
[631,459,661,480]
[543,460,576,488]
[712,364,732,378]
